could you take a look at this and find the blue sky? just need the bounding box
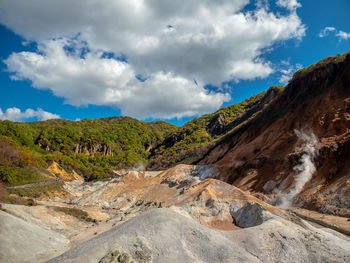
[0,0,349,126]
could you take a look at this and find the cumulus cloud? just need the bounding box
[279,61,303,84]
[319,26,350,41]
[0,107,60,122]
[336,30,350,40]
[277,0,301,10]
[1,0,305,119]
[4,39,230,119]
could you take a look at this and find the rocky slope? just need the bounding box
[48,207,350,263]
[0,210,69,263]
[199,52,350,217]
[147,87,283,169]
[1,165,349,263]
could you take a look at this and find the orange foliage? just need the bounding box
[0,138,32,167]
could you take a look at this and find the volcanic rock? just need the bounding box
[200,52,350,216]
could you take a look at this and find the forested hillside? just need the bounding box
[0,87,283,185]
[0,117,177,183]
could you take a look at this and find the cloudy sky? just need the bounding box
[0,0,349,124]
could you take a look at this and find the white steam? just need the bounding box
[131,162,146,172]
[278,129,319,208]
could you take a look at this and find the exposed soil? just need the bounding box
[200,52,350,217]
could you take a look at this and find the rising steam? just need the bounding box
[278,129,319,208]
[131,162,146,171]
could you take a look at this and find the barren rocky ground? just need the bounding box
[1,165,349,263]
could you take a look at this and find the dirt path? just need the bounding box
[290,207,350,236]
[7,180,63,189]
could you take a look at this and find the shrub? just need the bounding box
[0,190,37,206]
[54,206,92,222]
[0,167,51,186]
[6,183,64,198]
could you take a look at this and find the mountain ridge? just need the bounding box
[0,87,281,184]
[199,50,350,216]
[0,51,349,202]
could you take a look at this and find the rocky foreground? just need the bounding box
[1,164,349,263]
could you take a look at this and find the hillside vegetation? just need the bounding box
[0,87,284,185]
[147,86,284,169]
[0,117,177,183]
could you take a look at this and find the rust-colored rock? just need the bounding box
[200,52,350,217]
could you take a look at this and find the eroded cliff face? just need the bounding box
[200,52,350,216]
[74,143,113,157]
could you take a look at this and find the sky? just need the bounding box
[0,0,349,126]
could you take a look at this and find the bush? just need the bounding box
[6,183,64,198]
[0,190,37,206]
[292,51,349,79]
[0,167,51,186]
[54,206,92,222]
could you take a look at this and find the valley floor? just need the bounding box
[1,165,350,263]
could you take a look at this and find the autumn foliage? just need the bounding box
[0,137,32,167]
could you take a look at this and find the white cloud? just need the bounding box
[319,26,350,41]
[319,27,336,38]
[277,0,301,10]
[5,39,230,119]
[0,0,305,119]
[0,107,60,122]
[336,30,350,40]
[279,61,303,84]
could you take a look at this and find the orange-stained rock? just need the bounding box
[62,164,285,231]
[200,53,350,217]
[47,162,83,181]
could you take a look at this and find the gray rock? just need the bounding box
[48,208,260,263]
[231,216,350,263]
[232,203,272,228]
[0,210,69,263]
[48,207,350,263]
